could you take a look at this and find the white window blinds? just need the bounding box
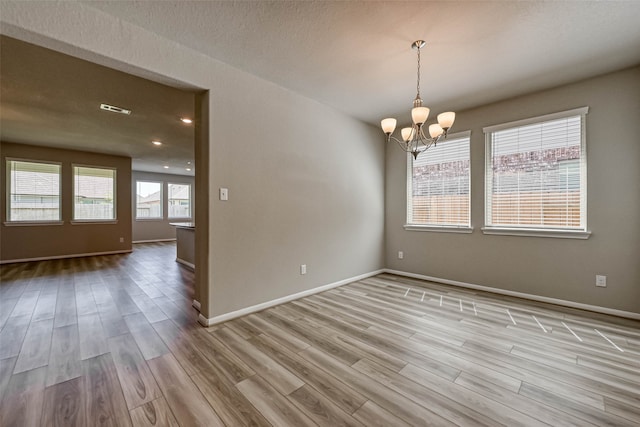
[7,160,61,221]
[407,132,470,227]
[73,166,116,220]
[168,183,191,219]
[484,108,587,230]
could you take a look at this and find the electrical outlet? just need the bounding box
[219,188,228,201]
[398,251,404,259]
[119,237,124,243]
[595,275,607,287]
[300,264,307,275]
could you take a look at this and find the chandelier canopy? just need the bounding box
[381,40,455,159]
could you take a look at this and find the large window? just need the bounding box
[73,166,116,221]
[168,183,191,219]
[7,159,61,222]
[406,131,471,230]
[136,181,162,219]
[484,107,588,236]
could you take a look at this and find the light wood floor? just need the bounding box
[1,242,639,426]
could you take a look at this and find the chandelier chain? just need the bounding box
[416,47,421,98]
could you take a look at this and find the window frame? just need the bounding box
[167,182,192,220]
[135,180,163,221]
[404,130,473,233]
[5,158,63,225]
[71,164,117,224]
[482,107,591,239]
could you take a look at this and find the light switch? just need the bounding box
[219,188,228,201]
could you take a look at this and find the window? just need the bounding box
[136,181,162,219]
[168,183,191,219]
[483,107,589,237]
[73,166,116,221]
[406,131,471,231]
[7,159,61,222]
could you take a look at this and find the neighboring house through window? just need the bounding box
[168,183,191,219]
[136,181,162,219]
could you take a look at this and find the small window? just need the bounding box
[7,159,61,222]
[73,166,116,221]
[483,107,588,235]
[168,183,191,219]
[407,132,471,229]
[136,181,162,219]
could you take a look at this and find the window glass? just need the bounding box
[168,183,191,219]
[7,160,61,222]
[74,166,116,220]
[136,181,162,219]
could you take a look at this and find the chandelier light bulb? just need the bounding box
[381,118,397,134]
[401,127,414,142]
[429,123,444,138]
[437,112,456,130]
[411,107,430,125]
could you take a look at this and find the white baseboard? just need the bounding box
[0,249,133,265]
[197,269,385,327]
[133,238,176,244]
[192,299,201,311]
[176,258,195,270]
[384,269,640,321]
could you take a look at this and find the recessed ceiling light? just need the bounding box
[186,168,192,172]
[180,118,193,124]
[100,103,131,115]
[187,161,191,165]
[152,141,162,146]
[163,165,169,169]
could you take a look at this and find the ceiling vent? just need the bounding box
[100,103,131,115]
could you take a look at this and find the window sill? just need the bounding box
[481,227,591,239]
[167,218,193,221]
[3,221,64,227]
[404,224,474,234]
[135,218,164,221]
[71,220,118,225]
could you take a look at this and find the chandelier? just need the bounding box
[381,40,455,159]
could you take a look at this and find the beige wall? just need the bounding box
[385,66,640,314]
[132,170,194,242]
[1,142,132,262]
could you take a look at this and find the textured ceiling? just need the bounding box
[2,1,640,173]
[85,0,640,124]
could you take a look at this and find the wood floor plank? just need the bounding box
[14,318,54,374]
[0,314,31,359]
[123,313,170,361]
[152,318,213,375]
[108,333,162,410]
[0,357,17,402]
[31,290,58,323]
[352,399,412,427]
[82,353,132,426]
[191,363,272,427]
[288,384,365,427]
[212,326,305,395]
[300,346,456,427]
[147,353,224,427]
[249,333,368,414]
[40,376,86,427]
[189,328,256,383]
[53,289,77,328]
[0,366,47,427]
[77,313,108,360]
[242,313,311,352]
[9,290,40,319]
[236,375,316,427]
[519,381,637,427]
[129,397,179,427]
[45,323,82,387]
